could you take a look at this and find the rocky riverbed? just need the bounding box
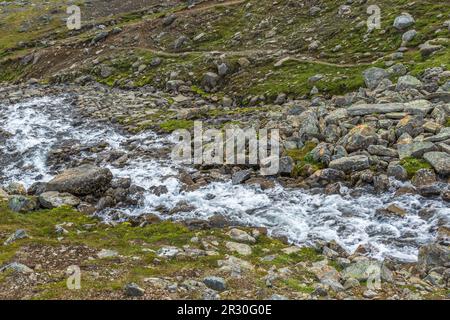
[0,78,449,299]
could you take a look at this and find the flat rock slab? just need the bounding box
[329,155,370,173]
[347,103,405,116]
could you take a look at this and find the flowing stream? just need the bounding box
[1,95,449,262]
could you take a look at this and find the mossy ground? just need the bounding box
[0,201,331,299]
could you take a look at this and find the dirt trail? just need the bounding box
[115,46,376,68]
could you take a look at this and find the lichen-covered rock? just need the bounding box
[8,195,38,213]
[38,191,81,209]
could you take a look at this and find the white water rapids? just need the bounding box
[0,95,449,262]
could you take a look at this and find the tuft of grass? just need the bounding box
[159,119,194,133]
[287,142,324,177]
[400,157,433,178]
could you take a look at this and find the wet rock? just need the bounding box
[373,174,390,193]
[442,191,450,202]
[77,202,96,215]
[149,185,168,196]
[8,195,38,213]
[329,155,369,173]
[3,229,28,245]
[39,191,80,209]
[203,276,227,292]
[232,170,252,185]
[46,165,113,196]
[96,196,115,210]
[423,152,450,175]
[377,204,407,218]
[124,283,145,297]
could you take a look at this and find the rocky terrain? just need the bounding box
[0,0,449,300]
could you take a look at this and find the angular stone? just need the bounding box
[227,229,256,244]
[232,170,252,185]
[225,241,252,256]
[424,127,450,143]
[396,75,422,91]
[397,142,438,159]
[203,276,227,292]
[124,283,145,297]
[367,145,398,157]
[347,103,405,116]
[363,67,389,89]
[329,155,370,173]
[423,152,450,175]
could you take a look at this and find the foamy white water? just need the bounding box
[1,96,449,262]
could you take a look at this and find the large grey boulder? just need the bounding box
[46,165,113,196]
[329,155,370,173]
[423,152,450,175]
